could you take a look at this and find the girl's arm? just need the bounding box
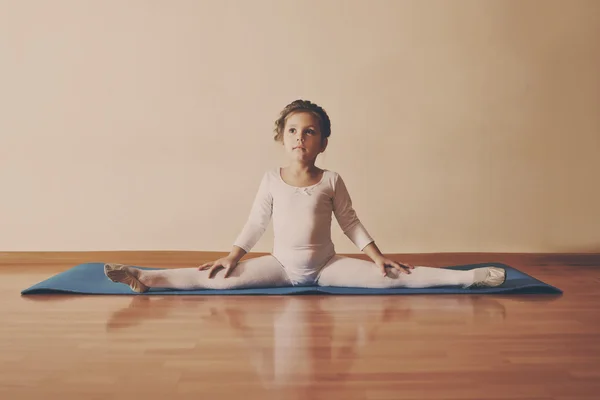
[332,174,375,252]
[226,245,248,263]
[230,172,273,261]
[361,241,386,263]
[332,174,413,275]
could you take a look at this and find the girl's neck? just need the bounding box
[284,162,321,177]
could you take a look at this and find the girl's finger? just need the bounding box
[397,261,414,270]
[224,265,233,278]
[208,264,223,279]
[380,265,387,277]
[393,262,411,274]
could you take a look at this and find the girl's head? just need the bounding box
[273,100,331,163]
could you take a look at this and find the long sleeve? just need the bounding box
[332,174,374,251]
[233,172,273,252]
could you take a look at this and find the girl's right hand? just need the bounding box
[198,256,239,279]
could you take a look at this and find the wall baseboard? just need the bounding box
[1,251,599,267]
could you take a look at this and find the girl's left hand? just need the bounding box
[375,257,414,276]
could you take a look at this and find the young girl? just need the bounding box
[105,100,506,293]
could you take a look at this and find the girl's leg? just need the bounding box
[316,256,505,289]
[104,255,293,292]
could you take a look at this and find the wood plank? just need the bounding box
[1,251,600,268]
[1,253,599,399]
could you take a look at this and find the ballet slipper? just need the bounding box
[466,267,506,289]
[104,263,149,293]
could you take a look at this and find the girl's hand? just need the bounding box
[198,256,239,278]
[374,256,414,276]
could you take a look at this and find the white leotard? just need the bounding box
[126,168,479,291]
[233,168,374,285]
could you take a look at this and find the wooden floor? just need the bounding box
[1,252,599,400]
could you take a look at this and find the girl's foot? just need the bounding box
[466,267,506,289]
[104,263,149,293]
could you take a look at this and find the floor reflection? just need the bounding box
[102,294,525,398]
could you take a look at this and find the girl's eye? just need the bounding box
[307,130,314,135]
[289,128,296,133]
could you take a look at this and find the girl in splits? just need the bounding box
[105,100,505,293]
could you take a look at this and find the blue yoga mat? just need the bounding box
[20,262,562,295]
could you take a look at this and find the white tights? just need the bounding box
[138,255,477,290]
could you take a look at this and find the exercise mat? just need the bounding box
[21,262,562,295]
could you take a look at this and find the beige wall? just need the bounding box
[1,0,599,253]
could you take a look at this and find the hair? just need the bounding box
[273,99,331,143]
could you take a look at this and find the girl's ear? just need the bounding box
[320,138,328,153]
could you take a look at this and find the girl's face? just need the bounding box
[282,112,327,163]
